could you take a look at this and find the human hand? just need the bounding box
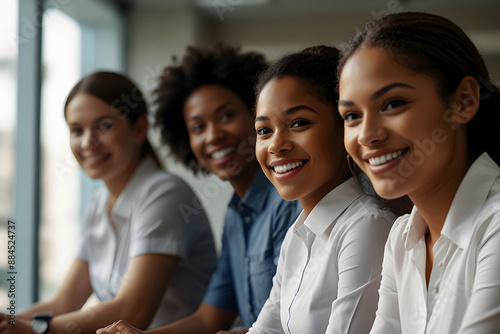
[96,320,144,334]
[0,314,34,334]
[216,328,249,334]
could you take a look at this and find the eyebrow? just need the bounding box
[187,102,235,122]
[68,115,118,127]
[255,105,317,123]
[338,82,415,107]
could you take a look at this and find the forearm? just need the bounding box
[18,300,78,320]
[148,305,236,334]
[147,314,214,334]
[49,299,144,334]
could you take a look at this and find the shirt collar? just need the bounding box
[229,168,271,213]
[403,152,500,250]
[441,152,500,249]
[294,177,364,237]
[110,157,159,220]
[402,207,428,250]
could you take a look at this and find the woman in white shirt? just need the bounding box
[247,46,395,334]
[0,72,216,334]
[337,12,500,333]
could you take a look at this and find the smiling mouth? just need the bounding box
[368,149,408,166]
[85,154,110,164]
[272,160,307,174]
[211,147,235,160]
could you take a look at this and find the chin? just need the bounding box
[274,186,301,202]
[373,182,407,200]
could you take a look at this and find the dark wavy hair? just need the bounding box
[154,44,268,174]
[338,12,500,166]
[64,71,161,167]
[256,45,342,128]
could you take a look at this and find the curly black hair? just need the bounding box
[154,44,268,174]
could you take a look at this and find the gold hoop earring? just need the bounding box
[347,154,358,176]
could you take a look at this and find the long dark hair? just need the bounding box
[64,71,161,167]
[338,12,500,166]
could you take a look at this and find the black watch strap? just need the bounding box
[31,313,53,334]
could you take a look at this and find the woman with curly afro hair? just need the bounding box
[98,44,301,334]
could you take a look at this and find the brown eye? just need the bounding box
[384,100,407,111]
[343,113,360,122]
[257,127,272,135]
[291,119,310,128]
[99,119,115,132]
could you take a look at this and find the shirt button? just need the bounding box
[245,257,249,263]
[435,285,439,293]
[244,216,251,223]
[238,206,244,213]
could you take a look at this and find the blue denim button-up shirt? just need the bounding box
[203,169,302,327]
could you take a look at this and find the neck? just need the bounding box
[230,161,260,199]
[105,156,142,211]
[409,153,472,243]
[299,167,352,216]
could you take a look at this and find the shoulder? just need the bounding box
[136,168,198,203]
[383,214,411,252]
[345,194,397,227]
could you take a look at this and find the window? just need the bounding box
[39,7,81,300]
[0,0,18,310]
[6,0,125,308]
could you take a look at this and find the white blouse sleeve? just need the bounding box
[458,211,500,333]
[325,213,393,334]
[129,176,201,260]
[369,219,403,334]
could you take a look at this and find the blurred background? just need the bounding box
[1,0,499,310]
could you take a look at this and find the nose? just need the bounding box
[357,114,387,146]
[206,123,225,144]
[81,128,100,150]
[268,130,292,154]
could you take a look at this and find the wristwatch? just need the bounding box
[31,313,53,334]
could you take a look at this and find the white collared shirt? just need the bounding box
[77,157,217,329]
[248,177,395,334]
[371,153,500,334]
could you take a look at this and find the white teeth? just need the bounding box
[368,150,405,166]
[87,155,108,163]
[273,161,304,174]
[211,147,235,160]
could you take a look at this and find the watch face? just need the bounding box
[32,319,49,333]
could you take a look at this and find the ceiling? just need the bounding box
[125,0,500,20]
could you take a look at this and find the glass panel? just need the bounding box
[0,0,18,310]
[40,8,81,300]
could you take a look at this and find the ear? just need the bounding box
[449,75,480,125]
[133,114,149,144]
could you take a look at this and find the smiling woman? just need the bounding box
[248,45,395,334]
[0,72,217,334]
[338,12,500,333]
